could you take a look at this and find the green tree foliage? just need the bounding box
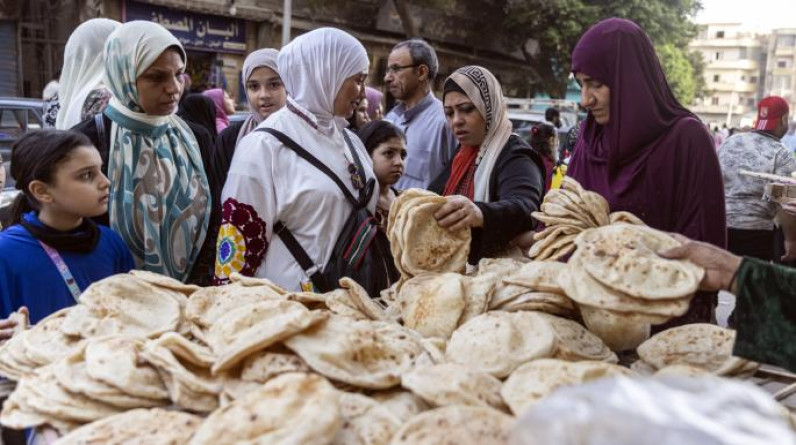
[656,43,696,105]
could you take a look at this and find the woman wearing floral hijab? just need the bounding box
[214,28,378,291]
[216,48,286,185]
[428,65,545,262]
[568,18,725,326]
[73,21,219,284]
[56,18,120,130]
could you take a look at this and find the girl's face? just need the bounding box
[444,91,487,147]
[371,136,407,187]
[333,72,367,118]
[32,145,110,220]
[223,91,237,115]
[246,66,286,120]
[136,48,185,116]
[353,98,370,129]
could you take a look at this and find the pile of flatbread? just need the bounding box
[386,189,471,282]
[633,324,759,378]
[530,176,645,261]
[0,269,632,444]
[558,224,705,351]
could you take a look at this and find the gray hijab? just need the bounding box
[237,48,280,144]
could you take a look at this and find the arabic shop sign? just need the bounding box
[125,0,247,53]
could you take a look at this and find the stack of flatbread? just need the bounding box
[530,176,645,261]
[445,311,616,379]
[0,336,170,434]
[633,324,759,378]
[558,224,705,351]
[493,261,577,318]
[0,264,773,444]
[386,189,471,282]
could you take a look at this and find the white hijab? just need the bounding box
[445,66,513,203]
[237,48,280,144]
[55,18,121,130]
[277,28,369,135]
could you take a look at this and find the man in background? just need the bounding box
[384,39,456,189]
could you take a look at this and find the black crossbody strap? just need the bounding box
[259,128,359,207]
[272,221,327,290]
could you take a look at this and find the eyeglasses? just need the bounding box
[385,64,417,75]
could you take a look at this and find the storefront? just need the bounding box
[123,0,250,100]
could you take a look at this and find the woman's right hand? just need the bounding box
[659,235,742,293]
[0,307,29,341]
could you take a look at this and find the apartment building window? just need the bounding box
[778,35,796,47]
[775,75,793,90]
[713,74,720,82]
[716,31,725,38]
[778,59,791,69]
[715,52,723,60]
[712,97,719,105]
[750,76,758,84]
[739,48,748,59]
[747,98,755,107]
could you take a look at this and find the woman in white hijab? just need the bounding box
[73,21,220,284]
[428,65,545,262]
[214,27,379,292]
[216,48,286,184]
[55,18,121,130]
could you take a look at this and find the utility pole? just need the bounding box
[282,0,292,47]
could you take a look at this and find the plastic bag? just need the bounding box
[510,376,796,445]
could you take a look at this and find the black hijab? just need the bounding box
[178,93,218,140]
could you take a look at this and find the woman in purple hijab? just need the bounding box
[568,18,726,327]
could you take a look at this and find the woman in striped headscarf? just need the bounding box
[73,20,221,284]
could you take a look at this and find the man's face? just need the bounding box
[383,48,422,101]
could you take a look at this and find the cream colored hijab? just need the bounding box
[55,18,121,129]
[445,66,513,203]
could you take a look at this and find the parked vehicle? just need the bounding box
[1,97,45,190]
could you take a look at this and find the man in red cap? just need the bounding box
[718,96,796,272]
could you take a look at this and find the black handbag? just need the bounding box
[259,128,399,298]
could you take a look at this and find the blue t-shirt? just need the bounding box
[0,212,135,323]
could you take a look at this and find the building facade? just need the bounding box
[0,0,540,102]
[689,23,767,128]
[765,28,796,117]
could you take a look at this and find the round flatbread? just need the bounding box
[188,373,342,445]
[186,281,286,330]
[84,336,168,401]
[579,305,655,352]
[240,348,310,383]
[636,323,739,374]
[370,391,430,424]
[207,300,326,374]
[503,261,567,294]
[501,359,632,416]
[401,363,506,410]
[446,311,555,378]
[537,313,617,362]
[22,308,84,367]
[284,317,424,389]
[398,273,466,339]
[389,405,514,445]
[55,407,202,445]
[558,249,691,317]
[78,274,182,338]
[609,211,646,226]
[332,392,402,445]
[400,198,470,276]
[576,225,705,300]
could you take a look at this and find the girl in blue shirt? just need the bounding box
[0,130,134,331]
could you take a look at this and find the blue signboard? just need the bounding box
[125,0,247,54]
